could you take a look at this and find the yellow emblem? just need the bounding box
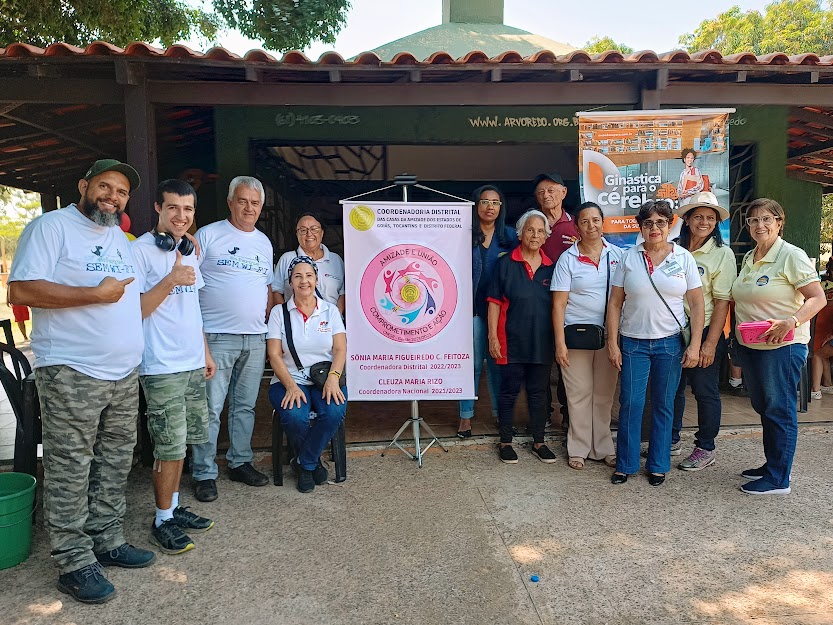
[400,283,420,303]
[349,205,375,231]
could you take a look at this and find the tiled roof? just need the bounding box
[1,41,833,66]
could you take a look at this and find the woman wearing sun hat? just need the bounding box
[670,191,736,472]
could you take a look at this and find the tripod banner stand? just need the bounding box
[341,179,474,466]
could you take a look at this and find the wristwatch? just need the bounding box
[790,315,800,328]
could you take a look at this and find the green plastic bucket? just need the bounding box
[0,472,37,570]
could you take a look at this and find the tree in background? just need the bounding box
[680,0,833,55]
[582,36,635,54]
[0,0,351,52]
[821,194,833,256]
[0,187,40,272]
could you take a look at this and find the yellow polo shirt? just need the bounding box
[732,237,819,350]
[683,238,737,326]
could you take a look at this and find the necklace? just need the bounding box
[578,242,603,263]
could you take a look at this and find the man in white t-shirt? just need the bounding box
[272,213,346,313]
[132,179,217,556]
[8,159,155,604]
[191,176,274,502]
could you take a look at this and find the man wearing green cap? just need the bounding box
[9,159,155,604]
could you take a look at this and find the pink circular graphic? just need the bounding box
[360,244,458,343]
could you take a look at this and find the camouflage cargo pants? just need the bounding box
[35,365,139,574]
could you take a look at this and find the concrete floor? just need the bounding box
[4,426,833,625]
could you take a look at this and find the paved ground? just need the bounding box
[4,426,833,625]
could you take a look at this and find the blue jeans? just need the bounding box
[269,383,347,470]
[616,335,683,475]
[672,330,727,451]
[191,333,266,481]
[459,315,500,420]
[738,343,807,489]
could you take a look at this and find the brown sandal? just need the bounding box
[603,455,616,468]
[568,457,585,470]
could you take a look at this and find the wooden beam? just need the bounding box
[640,88,661,110]
[328,69,341,83]
[148,81,640,106]
[787,169,833,185]
[123,81,157,235]
[490,68,502,82]
[569,70,583,82]
[736,71,747,82]
[0,112,108,156]
[791,123,833,141]
[0,79,123,104]
[792,160,833,174]
[115,60,143,86]
[789,141,833,159]
[790,107,833,128]
[663,83,833,106]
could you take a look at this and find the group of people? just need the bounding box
[9,159,348,604]
[464,172,826,496]
[9,158,828,606]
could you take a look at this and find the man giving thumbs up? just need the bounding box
[8,159,155,604]
[131,179,216,560]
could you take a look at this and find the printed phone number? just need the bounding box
[275,113,361,127]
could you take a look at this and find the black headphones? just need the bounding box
[153,230,195,256]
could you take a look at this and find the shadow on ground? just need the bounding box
[4,428,833,625]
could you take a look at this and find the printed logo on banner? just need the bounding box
[349,205,375,231]
[360,244,458,343]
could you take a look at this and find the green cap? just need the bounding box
[84,159,141,190]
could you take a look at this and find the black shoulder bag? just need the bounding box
[641,252,691,346]
[563,257,609,350]
[281,303,346,389]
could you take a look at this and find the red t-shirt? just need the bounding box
[541,209,579,262]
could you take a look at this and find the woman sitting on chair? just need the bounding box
[267,256,347,493]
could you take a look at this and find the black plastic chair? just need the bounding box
[271,409,346,486]
[0,342,39,477]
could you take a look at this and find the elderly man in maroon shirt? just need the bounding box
[532,172,578,430]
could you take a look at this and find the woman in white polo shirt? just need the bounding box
[606,200,705,487]
[732,198,825,495]
[552,202,623,470]
[267,256,347,493]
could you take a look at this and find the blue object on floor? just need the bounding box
[530,575,539,583]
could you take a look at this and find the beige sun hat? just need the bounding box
[677,191,730,221]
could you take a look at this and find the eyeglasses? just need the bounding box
[296,226,322,235]
[745,215,780,227]
[641,219,669,230]
[478,199,502,208]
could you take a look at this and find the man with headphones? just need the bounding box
[131,179,217,555]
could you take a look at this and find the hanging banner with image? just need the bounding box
[342,200,474,400]
[577,108,734,248]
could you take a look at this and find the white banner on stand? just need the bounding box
[342,200,474,401]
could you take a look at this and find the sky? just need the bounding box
[200,0,774,59]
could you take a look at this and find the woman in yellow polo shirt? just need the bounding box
[671,192,736,472]
[732,198,826,495]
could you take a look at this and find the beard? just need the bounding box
[79,195,121,228]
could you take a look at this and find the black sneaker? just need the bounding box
[57,563,115,604]
[150,520,195,555]
[172,506,214,533]
[532,444,557,464]
[194,479,218,502]
[228,462,269,487]
[741,465,792,481]
[312,462,329,485]
[498,445,519,464]
[95,543,156,569]
[727,384,748,397]
[297,469,315,493]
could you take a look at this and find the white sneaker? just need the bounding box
[821,385,833,395]
[811,391,823,400]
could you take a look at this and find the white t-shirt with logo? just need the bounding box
[272,244,345,307]
[612,243,702,339]
[551,239,624,327]
[196,220,274,334]
[9,204,143,380]
[132,232,206,376]
[267,298,345,386]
